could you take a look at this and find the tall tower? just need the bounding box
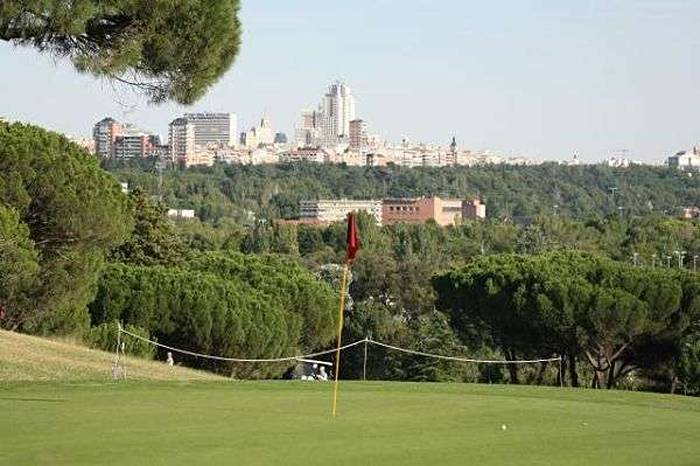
[450,136,458,165]
[321,81,355,144]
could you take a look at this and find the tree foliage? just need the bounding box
[433,252,700,389]
[0,205,39,329]
[187,252,337,350]
[108,162,700,221]
[0,122,131,333]
[89,253,338,377]
[0,0,241,104]
[111,188,184,266]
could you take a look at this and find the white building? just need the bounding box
[300,199,382,224]
[183,112,237,148]
[280,147,330,164]
[168,118,195,161]
[668,147,700,170]
[294,81,357,148]
[321,81,355,144]
[295,109,322,147]
[167,209,196,219]
[242,117,274,147]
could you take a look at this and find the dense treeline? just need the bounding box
[434,252,700,392]
[105,161,700,222]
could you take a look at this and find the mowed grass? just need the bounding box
[1,380,699,465]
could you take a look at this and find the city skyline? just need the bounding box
[2,1,700,162]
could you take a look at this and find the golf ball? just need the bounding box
[501,424,507,431]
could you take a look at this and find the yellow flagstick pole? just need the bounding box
[332,260,351,417]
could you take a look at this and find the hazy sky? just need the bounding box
[1,0,700,162]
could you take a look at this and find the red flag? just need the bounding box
[346,212,360,261]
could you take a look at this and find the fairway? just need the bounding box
[1,381,698,465]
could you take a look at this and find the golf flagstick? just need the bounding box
[331,260,350,417]
[331,212,360,417]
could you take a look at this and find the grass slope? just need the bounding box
[0,329,221,382]
[1,381,698,465]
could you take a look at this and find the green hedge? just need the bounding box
[187,252,337,350]
[89,258,337,378]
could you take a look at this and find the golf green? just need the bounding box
[1,381,698,465]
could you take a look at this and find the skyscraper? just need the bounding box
[295,81,357,148]
[321,81,355,143]
[182,112,237,148]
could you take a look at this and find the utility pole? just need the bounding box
[652,254,657,268]
[694,255,698,273]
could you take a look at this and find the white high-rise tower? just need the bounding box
[321,81,355,144]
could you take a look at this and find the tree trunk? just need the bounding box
[505,349,519,384]
[606,362,616,389]
[569,353,579,387]
[559,357,568,387]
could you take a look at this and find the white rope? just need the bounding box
[367,339,561,364]
[118,325,366,363]
[118,324,559,365]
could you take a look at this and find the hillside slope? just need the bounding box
[0,329,222,382]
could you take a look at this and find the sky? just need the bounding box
[1,0,700,162]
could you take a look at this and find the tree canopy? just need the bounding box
[0,122,131,333]
[0,205,39,328]
[111,188,184,267]
[433,252,700,389]
[0,0,241,104]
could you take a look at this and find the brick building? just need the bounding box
[382,197,486,226]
